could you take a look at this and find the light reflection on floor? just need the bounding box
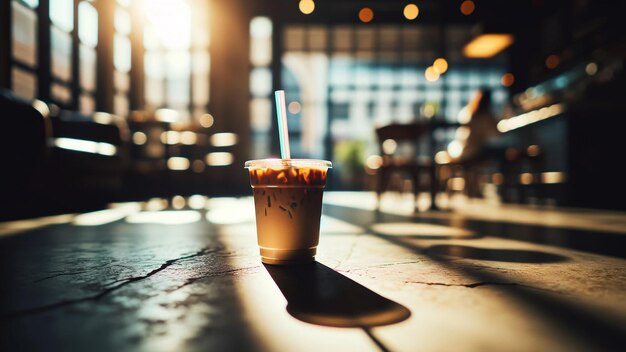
[324,191,626,234]
[0,214,76,237]
[205,197,255,224]
[370,222,476,238]
[320,215,365,234]
[126,210,202,225]
[73,203,142,226]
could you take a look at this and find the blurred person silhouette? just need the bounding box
[444,88,503,164]
[438,88,506,198]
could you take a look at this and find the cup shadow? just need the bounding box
[426,244,569,263]
[263,262,411,328]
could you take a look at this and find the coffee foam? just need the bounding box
[249,167,327,187]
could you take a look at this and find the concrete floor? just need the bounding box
[1,192,625,351]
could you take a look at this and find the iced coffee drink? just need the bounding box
[245,159,332,265]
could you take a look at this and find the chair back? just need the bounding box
[375,122,428,159]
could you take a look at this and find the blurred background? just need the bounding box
[1,0,624,220]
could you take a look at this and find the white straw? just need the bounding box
[274,90,291,159]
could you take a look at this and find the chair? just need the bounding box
[374,123,433,211]
[0,89,51,220]
[438,147,502,199]
[501,145,544,204]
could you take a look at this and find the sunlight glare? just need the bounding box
[144,0,191,50]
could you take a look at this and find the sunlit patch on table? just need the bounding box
[320,215,365,235]
[205,197,256,225]
[371,222,476,239]
[126,210,202,225]
[73,203,142,226]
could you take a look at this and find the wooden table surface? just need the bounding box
[1,192,625,351]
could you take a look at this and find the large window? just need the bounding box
[280,24,509,189]
[143,0,210,123]
[9,0,99,111]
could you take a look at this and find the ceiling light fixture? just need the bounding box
[463,33,514,58]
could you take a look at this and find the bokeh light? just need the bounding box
[403,4,419,20]
[365,155,383,170]
[359,8,374,23]
[501,72,515,87]
[545,54,560,69]
[585,62,598,75]
[172,195,186,209]
[425,66,440,82]
[299,0,315,15]
[460,0,475,15]
[288,101,302,114]
[200,113,214,128]
[132,132,147,145]
[433,58,448,74]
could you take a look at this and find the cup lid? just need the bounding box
[245,159,332,169]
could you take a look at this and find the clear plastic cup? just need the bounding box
[245,159,332,265]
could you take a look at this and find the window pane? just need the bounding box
[446,69,462,88]
[380,26,399,51]
[51,82,72,104]
[401,67,419,87]
[332,27,352,51]
[166,51,190,78]
[250,17,271,65]
[144,0,191,50]
[401,27,419,50]
[145,76,164,106]
[250,36,272,67]
[250,16,272,39]
[51,26,72,81]
[192,73,209,107]
[250,67,272,97]
[329,57,352,87]
[114,93,129,117]
[12,67,37,100]
[114,34,131,73]
[22,0,39,8]
[308,26,327,52]
[377,67,394,88]
[250,98,271,132]
[191,1,210,48]
[80,45,96,91]
[50,0,74,32]
[356,28,374,51]
[355,64,372,88]
[114,70,129,92]
[192,51,210,74]
[167,78,190,105]
[143,26,159,51]
[284,26,305,52]
[144,51,164,79]
[80,93,95,115]
[164,51,191,107]
[114,8,131,35]
[12,2,38,67]
[78,1,98,47]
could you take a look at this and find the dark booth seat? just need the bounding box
[0,90,129,220]
[43,109,130,209]
[0,90,51,220]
